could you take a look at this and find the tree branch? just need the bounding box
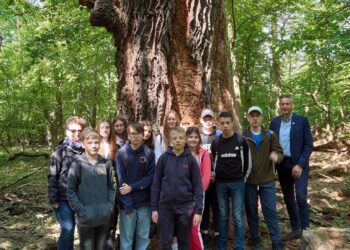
[80,0,119,33]
[8,152,50,161]
[317,4,350,27]
[306,92,328,113]
[0,165,45,192]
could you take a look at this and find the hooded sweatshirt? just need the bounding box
[151,146,204,215]
[48,137,84,204]
[116,142,155,214]
[67,154,115,227]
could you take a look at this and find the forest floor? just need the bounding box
[0,149,349,249]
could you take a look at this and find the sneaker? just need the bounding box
[282,230,302,242]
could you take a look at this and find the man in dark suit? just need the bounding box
[270,94,313,242]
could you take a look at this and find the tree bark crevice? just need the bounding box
[79,0,241,128]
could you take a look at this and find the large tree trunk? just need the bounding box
[79,0,240,130]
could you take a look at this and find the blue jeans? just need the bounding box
[216,181,245,250]
[245,181,281,244]
[53,200,75,250]
[277,158,310,230]
[119,207,151,250]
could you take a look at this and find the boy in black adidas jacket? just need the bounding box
[211,111,251,250]
[151,126,203,250]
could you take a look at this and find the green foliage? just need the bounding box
[227,0,350,128]
[0,0,116,148]
[344,175,350,197]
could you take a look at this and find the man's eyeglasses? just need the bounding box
[67,128,82,134]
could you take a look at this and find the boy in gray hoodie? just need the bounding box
[67,127,115,250]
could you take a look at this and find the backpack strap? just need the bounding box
[143,145,151,175]
[236,133,244,172]
[211,136,220,171]
[119,147,128,171]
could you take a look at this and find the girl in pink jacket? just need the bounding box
[186,127,211,250]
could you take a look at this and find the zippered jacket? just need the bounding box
[243,128,283,185]
[151,146,204,215]
[67,154,115,227]
[48,138,83,204]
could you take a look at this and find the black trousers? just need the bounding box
[78,223,109,250]
[158,207,192,250]
[104,203,119,250]
[201,182,219,233]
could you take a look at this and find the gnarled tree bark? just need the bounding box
[79,0,240,130]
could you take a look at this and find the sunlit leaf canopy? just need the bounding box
[0,0,349,148]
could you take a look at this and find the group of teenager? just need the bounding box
[48,94,313,250]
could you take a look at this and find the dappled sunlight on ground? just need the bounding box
[0,151,349,249]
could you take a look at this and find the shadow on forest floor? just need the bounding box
[0,150,349,249]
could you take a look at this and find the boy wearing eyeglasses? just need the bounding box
[48,116,86,250]
[116,122,156,250]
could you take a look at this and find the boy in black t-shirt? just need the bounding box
[211,111,251,250]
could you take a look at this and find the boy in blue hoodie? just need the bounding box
[151,126,203,250]
[116,122,156,250]
[67,127,115,250]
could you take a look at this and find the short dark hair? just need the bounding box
[279,94,293,101]
[218,111,233,121]
[127,122,144,134]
